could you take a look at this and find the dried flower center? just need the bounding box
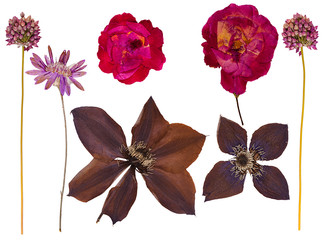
[129,39,143,50]
[121,141,155,174]
[46,63,72,78]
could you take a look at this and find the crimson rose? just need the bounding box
[202,4,278,95]
[97,13,166,84]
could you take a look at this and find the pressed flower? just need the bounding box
[282,13,318,230]
[68,97,205,224]
[26,46,86,232]
[6,11,41,235]
[203,116,289,201]
[26,45,86,96]
[97,13,166,84]
[202,4,278,125]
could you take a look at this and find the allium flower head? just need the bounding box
[282,13,318,55]
[26,46,87,96]
[6,12,41,51]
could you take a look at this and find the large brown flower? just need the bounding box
[68,97,205,224]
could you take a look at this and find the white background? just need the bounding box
[0,0,326,239]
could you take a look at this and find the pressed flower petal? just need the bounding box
[68,159,128,202]
[44,73,57,90]
[250,123,288,160]
[99,60,114,73]
[217,116,247,154]
[152,123,205,173]
[131,97,169,145]
[116,65,150,84]
[143,168,195,215]
[99,167,137,224]
[69,77,84,91]
[252,165,289,200]
[203,161,245,201]
[71,107,127,162]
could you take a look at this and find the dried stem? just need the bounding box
[20,46,25,235]
[234,94,244,125]
[298,46,305,231]
[59,91,68,232]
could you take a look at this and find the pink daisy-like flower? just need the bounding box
[26,46,86,96]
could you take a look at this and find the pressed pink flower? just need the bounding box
[202,4,278,95]
[97,13,166,84]
[26,46,86,96]
[6,12,41,51]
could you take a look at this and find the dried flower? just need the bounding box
[282,13,318,55]
[68,97,205,224]
[203,116,289,201]
[26,46,86,96]
[6,12,41,51]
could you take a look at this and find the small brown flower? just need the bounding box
[68,97,205,224]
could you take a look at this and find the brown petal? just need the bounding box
[68,159,128,202]
[143,168,195,215]
[99,167,137,224]
[203,161,245,201]
[72,107,127,162]
[152,123,205,173]
[250,123,288,160]
[217,116,247,154]
[253,165,289,200]
[131,97,169,146]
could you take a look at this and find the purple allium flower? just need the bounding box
[6,12,41,51]
[26,46,87,96]
[282,13,318,55]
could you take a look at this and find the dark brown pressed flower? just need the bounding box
[203,116,289,201]
[68,97,205,224]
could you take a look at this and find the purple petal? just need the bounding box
[71,71,86,78]
[25,69,45,75]
[69,77,84,91]
[45,73,57,89]
[31,54,47,70]
[59,75,66,95]
[70,60,86,72]
[65,80,71,96]
[48,45,54,64]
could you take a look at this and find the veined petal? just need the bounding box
[48,45,54,64]
[143,168,195,215]
[68,159,128,202]
[203,161,245,201]
[25,69,45,75]
[69,77,84,91]
[252,165,289,200]
[217,116,247,154]
[250,123,288,160]
[59,75,66,96]
[152,123,205,173]
[44,73,57,90]
[71,107,127,162]
[31,54,47,70]
[65,81,71,96]
[131,97,169,146]
[71,71,86,78]
[99,167,137,224]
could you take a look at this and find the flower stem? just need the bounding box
[298,46,305,231]
[234,94,244,125]
[20,46,25,235]
[59,91,68,232]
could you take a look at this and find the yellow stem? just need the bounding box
[20,46,25,235]
[298,46,305,231]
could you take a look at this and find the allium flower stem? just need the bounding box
[20,46,25,235]
[59,91,68,232]
[298,46,305,231]
[234,94,244,125]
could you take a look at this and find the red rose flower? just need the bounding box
[202,4,278,95]
[97,13,166,84]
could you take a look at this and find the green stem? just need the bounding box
[234,94,244,125]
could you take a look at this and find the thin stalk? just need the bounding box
[59,91,68,232]
[234,94,244,125]
[20,46,25,235]
[298,46,305,231]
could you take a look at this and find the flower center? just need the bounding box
[129,39,143,50]
[46,62,72,78]
[121,141,155,174]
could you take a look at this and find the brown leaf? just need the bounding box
[68,159,128,202]
[72,107,127,162]
[143,168,195,215]
[152,123,205,173]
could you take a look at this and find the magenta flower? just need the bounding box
[6,12,41,51]
[282,13,318,55]
[97,13,166,84]
[202,4,278,95]
[26,46,86,96]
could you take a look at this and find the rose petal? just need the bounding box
[126,21,151,38]
[203,161,245,201]
[220,70,248,95]
[253,165,289,200]
[250,123,288,160]
[131,97,169,145]
[107,13,137,30]
[99,60,114,74]
[143,168,195,215]
[217,116,247,154]
[99,167,137,224]
[68,159,128,202]
[152,123,205,173]
[71,107,127,162]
